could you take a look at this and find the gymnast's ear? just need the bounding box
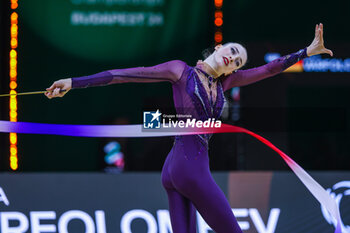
[215,44,223,51]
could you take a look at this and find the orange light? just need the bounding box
[10,100,18,111]
[10,133,17,144]
[10,49,17,58]
[10,81,18,89]
[215,31,223,43]
[11,3,18,9]
[10,69,17,78]
[11,38,18,48]
[10,59,17,68]
[10,98,17,105]
[10,164,18,170]
[10,111,17,119]
[10,58,17,64]
[215,0,223,8]
[10,155,18,162]
[10,145,17,155]
[10,156,18,170]
[10,2,19,171]
[10,103,18,112]
[10,160,18,166]
[11,24,18,36]
[215,11,223,18]
[11,19,18,25]
[214,0,223,45]
[215,18,223,27]
[11,162,18,168]
[10,136,17,144]
[11,12,18,21]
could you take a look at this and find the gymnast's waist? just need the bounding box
[174,134,211,149]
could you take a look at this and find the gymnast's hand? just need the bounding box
[306,23,333,57]
[45,78,72,99]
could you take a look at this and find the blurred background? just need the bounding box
[0,0,349,172]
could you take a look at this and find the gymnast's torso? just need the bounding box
[161,62,225,192]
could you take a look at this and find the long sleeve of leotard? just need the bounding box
[71,60,186,89]
[221,48,308,91]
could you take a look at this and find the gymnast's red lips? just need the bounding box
[223,57,229,66]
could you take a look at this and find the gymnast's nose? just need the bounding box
[229,55,234,63]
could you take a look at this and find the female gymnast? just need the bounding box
[46,23,332,233]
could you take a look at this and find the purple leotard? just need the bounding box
[72,48,308,233]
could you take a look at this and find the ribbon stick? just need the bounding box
[0,90,66,97]
[0,120,343,232]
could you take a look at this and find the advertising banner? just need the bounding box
[18,0,210,64]
[0,172,349,232]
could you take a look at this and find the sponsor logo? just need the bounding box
[265,53,350,73]
[0,208,279,233]
[0,187,9,206]
[321,181,350,232]
[0,210,106,233]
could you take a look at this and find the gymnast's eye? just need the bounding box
[231,47,236,55]
[235,58,242,67]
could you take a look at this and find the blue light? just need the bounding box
[264,53,281,63]
[304,56,350,72]
[264,53,350,73]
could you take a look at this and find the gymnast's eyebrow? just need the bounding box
[231,47,236,55]
[233,46,239,54]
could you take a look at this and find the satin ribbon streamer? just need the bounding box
[0,120,342,232]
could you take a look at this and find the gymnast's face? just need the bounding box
[214,43,247,75]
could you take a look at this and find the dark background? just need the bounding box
[0,0,349,172]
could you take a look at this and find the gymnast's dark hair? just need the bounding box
[202,45,216,59]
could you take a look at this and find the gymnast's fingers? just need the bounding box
[324,48,333,57]
[319,23,324,41]
[45,88,56,99]
[46,88,60,99]
[45,91,52,99]
[53,88,61,97]
[46,81,58,92]
[57,89,67,98]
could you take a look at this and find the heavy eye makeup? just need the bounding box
[230,47,242,66]
[231,47,239,55]
[231,46,239,55]
[235,58,242,67]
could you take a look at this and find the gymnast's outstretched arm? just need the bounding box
[220,48,308,91]
[45,60,186,98]
[221,23,333,91]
